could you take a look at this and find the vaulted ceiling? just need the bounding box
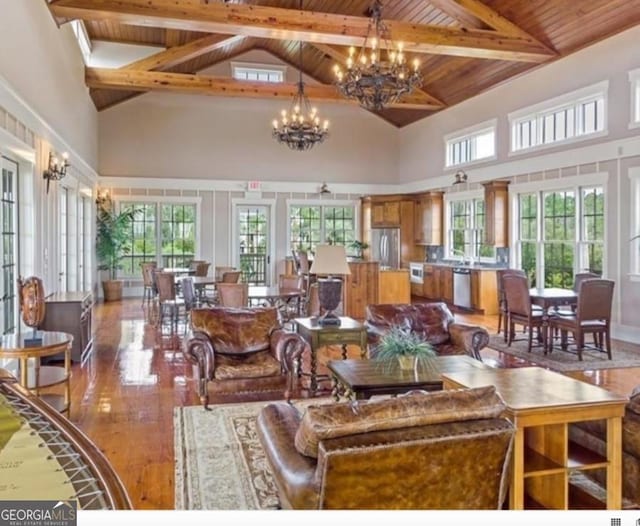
[45,0,640,127]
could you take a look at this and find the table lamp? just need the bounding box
[309,244,351,326]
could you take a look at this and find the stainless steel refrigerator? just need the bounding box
[370,228,401,269]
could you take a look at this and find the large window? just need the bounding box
[510,81,608,153]
[515,182,604,288]
[445,120,496,168]
[446,197,494,261]
[289,204,356,254]
[120,200,197,276]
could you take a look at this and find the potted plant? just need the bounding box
[374,325,436,371]
[95,193,137,302]
[349,240,369,259]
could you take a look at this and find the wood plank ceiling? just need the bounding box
[46,0,640,127]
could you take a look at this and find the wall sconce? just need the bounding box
[43,151,70,193]
[453,170,468,185]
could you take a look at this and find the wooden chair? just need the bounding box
[215,266,236,281]
[180,277,198,336]
[306,282,320,317]
[193,262,211,277]
[221,270,242,283]
[496,269,526,342]
[550,279,615,360]
[154,271,185,334]
[216,282,248,308]
[277,274,305,325]
[140,262,157,306]
[502,274,545,353]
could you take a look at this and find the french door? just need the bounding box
[235,205,271,285]
[0,157,17,334]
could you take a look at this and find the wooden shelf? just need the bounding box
[523,447,564,477]
[567,441,608,470]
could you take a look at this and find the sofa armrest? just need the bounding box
[184,331,216,408]
[448,323,490,361]
[269,329,306,374]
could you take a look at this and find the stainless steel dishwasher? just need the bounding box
[452,267,472,308]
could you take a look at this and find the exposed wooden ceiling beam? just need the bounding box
[312,43,445,109]
[85,68,444,110]
[49,0,555,62]
[425,0,486,30]
[122,34,244,71]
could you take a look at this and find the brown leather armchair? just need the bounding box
[257,385,514,509]
[365,302,490,360]
[184,307,306,408]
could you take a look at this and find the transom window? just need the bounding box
[514,183,604,288]
[232,62,285,83]
[120,201,197,276]
[510,81,607,153]
[445,120,496,168]
[289,204,356,254]
[446,197,495,261]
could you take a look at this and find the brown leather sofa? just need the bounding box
[184,307,306,408]
[257,385,515,509]
[365,302,490,360]
[569,386,640,507]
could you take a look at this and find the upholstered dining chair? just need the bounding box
[502,274,546,353]
[496,269,526,342]
[550,279,615,360]
[180,277,198,336]
[193,262,211,277]
[216,282,248,308]
[214,266,236,281]
[140,262,157,306]
[221,270,242,283]
[154,271,185,334]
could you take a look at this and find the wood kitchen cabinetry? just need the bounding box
[470,269,499,315]
[343,261,379,320]
[483,181,510,247]
[40,291,94,363]
[422,265,452,303]
[414,192,444,246]
[371,200,401,227]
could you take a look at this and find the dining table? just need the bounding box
[529,287,578,353]
[248,286,303,306]
[162,267,195,276]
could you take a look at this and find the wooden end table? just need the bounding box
[327,355,492,400]
[442,366,627,510]
[294,317,367,396]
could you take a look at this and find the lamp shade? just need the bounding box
[309,245,352,275]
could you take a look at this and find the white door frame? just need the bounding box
[231,198,277,285]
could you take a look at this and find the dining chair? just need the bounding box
[155,271,185,335]
[193,262,211,277]
[293,250,312,291]
[549,279,615,360]
[276,274,305,325]
[496,269,526,342]
[306,282,321,318]
[216,282,248,308]
[140,262,157,307]
[502,274,546,353]
[180,277,198,336]
[221,270,242,283]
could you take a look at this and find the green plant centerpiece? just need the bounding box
[95,192,137,302]
[348,240,369,259]
[373,325,436,371]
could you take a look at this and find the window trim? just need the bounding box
[116,195,202,278]
[443,118,497,170]
[629,168,640,281]
[509,172,608,283]
[508,80,609,156]
[230,61,286,83]
[629,68,640,130]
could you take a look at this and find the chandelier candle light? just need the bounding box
[333,0,423,110]
[272,1,329,151]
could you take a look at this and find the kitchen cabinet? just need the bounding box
[422,265,452,303]
[440,266,453,304]
[470,269,499,315]
[371,200,401,227]
[40,291,94,363]
[422,265,437,299]
[399,200,415,269]
[483,181,510,247]
[379,269,410,304]
[414,192,444,245]
[343,261,379,320]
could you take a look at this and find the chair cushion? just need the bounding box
[294,385,505,458]
[214,351,281,380]
[191,307,278,354]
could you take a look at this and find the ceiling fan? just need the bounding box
[319,182,331,195]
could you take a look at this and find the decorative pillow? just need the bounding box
[294,385,505,458]
[412,302,454,345]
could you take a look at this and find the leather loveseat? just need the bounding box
[569,386,640,507]
[184,306,307,408]
[365,302,490,360]
[257,385,515,509]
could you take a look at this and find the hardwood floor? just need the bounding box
[67,298,640,510]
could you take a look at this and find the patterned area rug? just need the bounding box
[175,398,332,510]
[488,334,640,372]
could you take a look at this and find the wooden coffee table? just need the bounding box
[442,367,627,510]
[327,355,492,400]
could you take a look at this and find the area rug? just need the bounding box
[174,398,332,510]
[488,334,640,372]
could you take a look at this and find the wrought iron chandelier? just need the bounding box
[272,1,329,151]
[333,0,423,111]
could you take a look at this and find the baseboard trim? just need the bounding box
[612,323,640,344]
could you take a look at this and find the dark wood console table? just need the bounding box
[40,291,93,363]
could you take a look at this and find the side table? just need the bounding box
[0,331,73,414]
[294,317,367,396]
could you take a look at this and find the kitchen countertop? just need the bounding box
[411,261,507,271]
